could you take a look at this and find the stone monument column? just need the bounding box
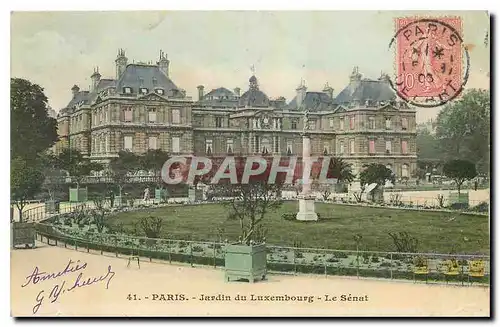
[296,109,318,221]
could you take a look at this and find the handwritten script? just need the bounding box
[21,259,115,314]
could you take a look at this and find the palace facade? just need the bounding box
[55,50,417,179]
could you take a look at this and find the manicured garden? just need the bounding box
[104,201,489,255]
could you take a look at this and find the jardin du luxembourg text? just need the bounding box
[126,293,369,303]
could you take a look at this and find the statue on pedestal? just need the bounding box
[296,108,318,222]
[303,109,310,133]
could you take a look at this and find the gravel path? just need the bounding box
[11,242,489,317]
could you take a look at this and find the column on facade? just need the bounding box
[248,132,253,154]
[105,132,110,154]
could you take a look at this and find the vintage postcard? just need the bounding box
[10,10,490,317]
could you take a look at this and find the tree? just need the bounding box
[416,128,442,161]
[435,89,490,175]
[214,157,284,245]
[90,195,109,233]
[56,149,103,188]
[442,159,477,196]
[359,164,396,187]
[39,153,66,201]
[316,157,354,200]
[358,164,395,202]
[108,151,140,200]
[140,215,163,239]
[139,149,170,187]
[11,78,58,160]
[11,157,45,222]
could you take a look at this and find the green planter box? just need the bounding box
[224,243,267,283]
[155,189,167,203]
[11,222,36,249]
[45,200,60,214]
[449,192,469,210]
[449,192,469,204]
[69,187,88,202]
[115,195,123,207]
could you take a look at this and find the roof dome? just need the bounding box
[238,75,269,107]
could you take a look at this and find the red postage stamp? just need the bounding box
[391,17,469,107]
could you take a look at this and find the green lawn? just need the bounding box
[106,202,489,255]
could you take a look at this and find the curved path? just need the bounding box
[11,242,489,317]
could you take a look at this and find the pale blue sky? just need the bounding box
[11,11,490,123]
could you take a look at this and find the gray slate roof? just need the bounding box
[333,79,395,105]
[288,92,333,111]
[196,87,239,107]
[64,91,91,110]
[238,89,270,107]
[63,63,182,112]
[115,64,179,94]
[204,87,235,98]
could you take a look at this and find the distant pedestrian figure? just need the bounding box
[143,187,150,202]
[474,180,478,191]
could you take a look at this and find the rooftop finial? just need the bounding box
[297,78,306,89]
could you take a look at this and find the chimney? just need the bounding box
[296,79,307,109]
[71,85,80,98]
[197,85,205,101]
[323,82,334,99]
[349,66,362,89]
[158,50,170,78]
[115,48,128,79]
[91,67,101,91]
[234,87,241,97]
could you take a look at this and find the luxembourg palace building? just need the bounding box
[54,50,417,180]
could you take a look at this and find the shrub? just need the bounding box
[388,231,419,253]
[470,202,489,213]
[313,255,323,261]
[282,213,296,221]
[449,202,469,210]
[191,245,205,253]
[414,256,426,267]
[293,240,303,258]
[64,218,72,226]
[371,256,380,263]
[178,241,187,248]
[436,194,445,208]
[326,256,339,263]
[389,193,403,206]
[140,216,163,239]
[335,252,348,258]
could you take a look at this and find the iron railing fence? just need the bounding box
[34,222,490,286]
